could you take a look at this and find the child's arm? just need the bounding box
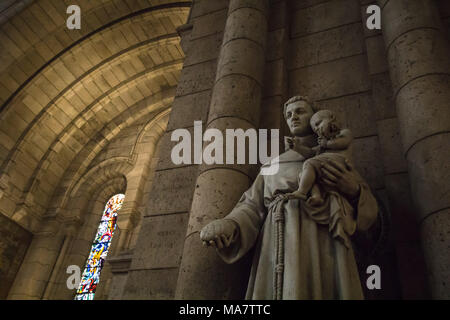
[325,129,352,150]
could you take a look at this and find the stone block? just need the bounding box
[208,75,262,126]
[365,35,388,75]
[384,173,421,242]
[123,268,179,299]
[157,127,198,171]
[175,234,250,299]
[291,0,361,37]
[260,95,284,130]
[190,9,227,40]
[266,28,287,61]
[407,133,450,220]
[352,136,384,190]
[130,213,188,270]
[396,75,450,151]
[290,22,364,69]
[175,60,217,97]
[376,118,407,174]
[183,32,223,67]
[370,72,396,120]
[107,272,129,300]
[388,30,450,94]
[420,208,450,299]
[314,92,377,138]
[228,0,269,13]
[268,0,288,31]
[167,90,211,131]
[289,54,371,101]
[216,39,266,86]
[263,59,286,97]
[146,165,198,216]
[292,0,329,10]
[382,0,443,47]
[0,213,32,299]
[223,7,267,46]
[190,0,229,19]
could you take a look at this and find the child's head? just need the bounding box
[310,110,339,138]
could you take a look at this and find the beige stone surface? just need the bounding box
[388,30,450,95]
[352,136,384,190]
[380,0,443,47]
[421,209,450,299]
[314,92,377,138]
[208,76,263,126]
[123,268,180,300]
[0,0,447,301]
[290,22,365,69]
[291,0,361,37]
[289,54,371,101]
[130,213,188,270]
[376,118,408,174]
[380,0,450,299]
[166,90,210,131]
[396,75,450,151]
[146,165,199,216]
[407,133,450,220]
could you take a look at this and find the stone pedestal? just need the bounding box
[175,0,269,299]
[378,0,450,299]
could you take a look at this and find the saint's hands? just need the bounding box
[200,219,239,249]
[319,159,360,199]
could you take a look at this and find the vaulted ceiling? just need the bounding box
[0,0,191,231]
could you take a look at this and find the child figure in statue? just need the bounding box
[288,109,353,205]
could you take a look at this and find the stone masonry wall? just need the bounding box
[121,0,229,299]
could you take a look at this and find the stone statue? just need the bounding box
[200,96,379,299]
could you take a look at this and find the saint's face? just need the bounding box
[285,101,314,136]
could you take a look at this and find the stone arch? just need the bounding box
[0,1,190,238]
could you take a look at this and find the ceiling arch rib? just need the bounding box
[43,91,176,217]
[0,1,191,107]
[7,50,181,178]
[0,6,187,165]
[8,87,175,230]
[0,1,190,231]
[62,108,169,220]
[24,80,178,215]
[6,59,182,199]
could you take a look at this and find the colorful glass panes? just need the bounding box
[74,194,125,300]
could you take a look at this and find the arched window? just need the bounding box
[75,193,125,300]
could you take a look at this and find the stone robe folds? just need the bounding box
[217,149,378,300]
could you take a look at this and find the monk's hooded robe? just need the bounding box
[217,147,378,300]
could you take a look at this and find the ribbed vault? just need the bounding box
[0,0,191,233]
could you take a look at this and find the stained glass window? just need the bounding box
[75,193,125,300]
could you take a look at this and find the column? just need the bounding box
[378,0,450,299]
[175,0,269,299]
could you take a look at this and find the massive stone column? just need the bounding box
[175,0,269,299]
[378,0,450,299]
